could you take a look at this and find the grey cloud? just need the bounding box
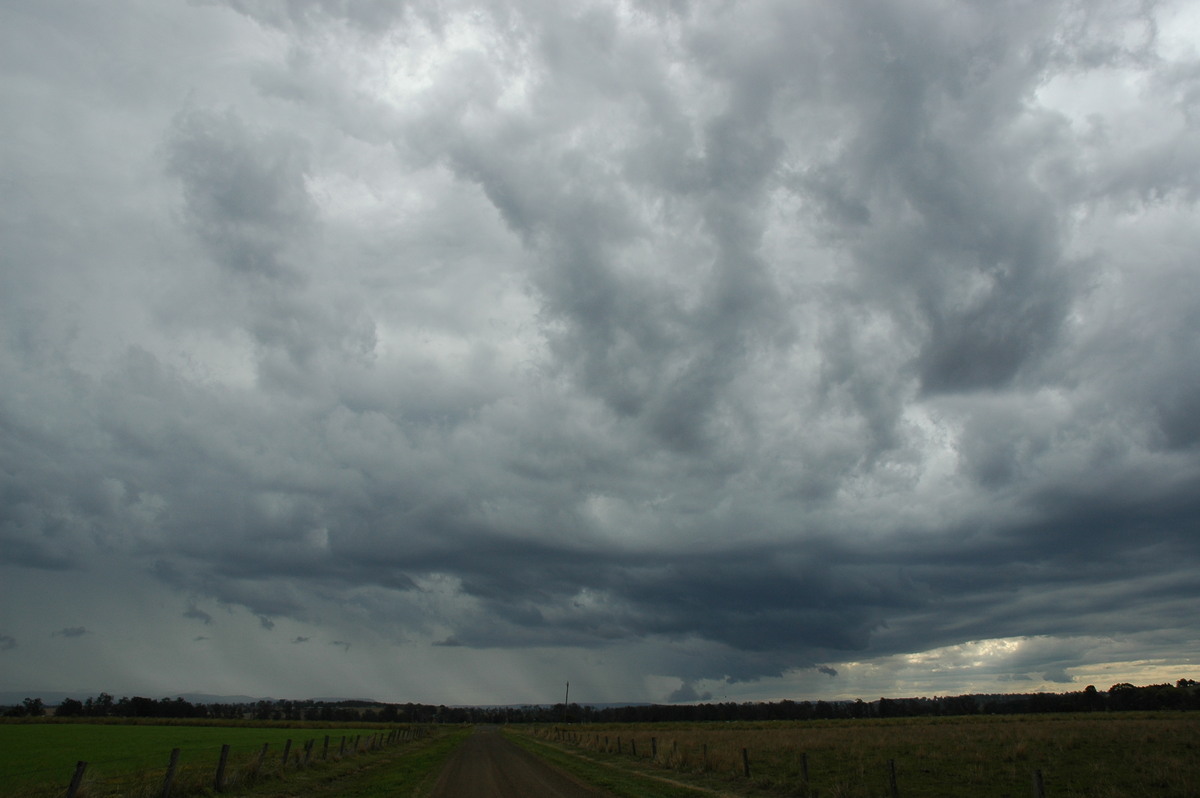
[1042,669,1075,684]
[167,108,314,282]
[203,0,429,35]
[2,0,1200,702]
[52,627,88,638]
[0,635,16,651]
[184,606,213,625]
[667,681,711,703]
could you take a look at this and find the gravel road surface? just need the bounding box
[428,727,613,798]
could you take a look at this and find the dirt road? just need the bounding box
[428,727,613,798]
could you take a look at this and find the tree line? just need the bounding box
[3,679,1197,722]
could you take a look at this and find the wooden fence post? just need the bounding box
[632,740,637,757]
[743,748,751,778]
[652,737,657,759]
[160,748,181,798]
[888,759,899,797]
[323,735,330,760]
[1032,770,1046,798]
[257,742,269,770]
[703,743,708,771]
[281,739,292,770]
[801,752,809,786]
[214,744,230,792]
[339,735,346,757]
[66,761,88,798]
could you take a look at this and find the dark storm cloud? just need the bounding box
[0,635,16,652]
[2,0,1200,700]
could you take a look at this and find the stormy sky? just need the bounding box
[2,0,1199,705]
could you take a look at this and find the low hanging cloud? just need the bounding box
[1,0,1199,703]
[51,627,89,639]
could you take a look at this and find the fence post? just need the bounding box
[339,735,346,757]
[632,740,637,757]
[703,743,708,771]
[214,744,230,792]
[66,761,88,798]
[281,739,292,770]
[1032,770,1046,798]
[743,748,751,778]
[160,748,181,798]
[888,759,899,798]
[652,737,658,759]
[323,735,330,760]
[257,742,269,770]
[801,752,810,791]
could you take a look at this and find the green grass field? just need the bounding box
[516,712,1200,797]
[0,719,420,797]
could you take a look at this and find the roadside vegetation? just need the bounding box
[511,712,1200,797]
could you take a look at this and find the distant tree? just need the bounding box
[22,697,45,717]
[57,698,84,717]
[93,692,114,716]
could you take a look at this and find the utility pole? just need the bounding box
[563,682,569,723]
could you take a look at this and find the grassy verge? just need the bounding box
[505,730,725,797]
[233,726,470,798]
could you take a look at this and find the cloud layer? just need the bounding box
[2,0,1199,702]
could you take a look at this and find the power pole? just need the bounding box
[563,682,569,723]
